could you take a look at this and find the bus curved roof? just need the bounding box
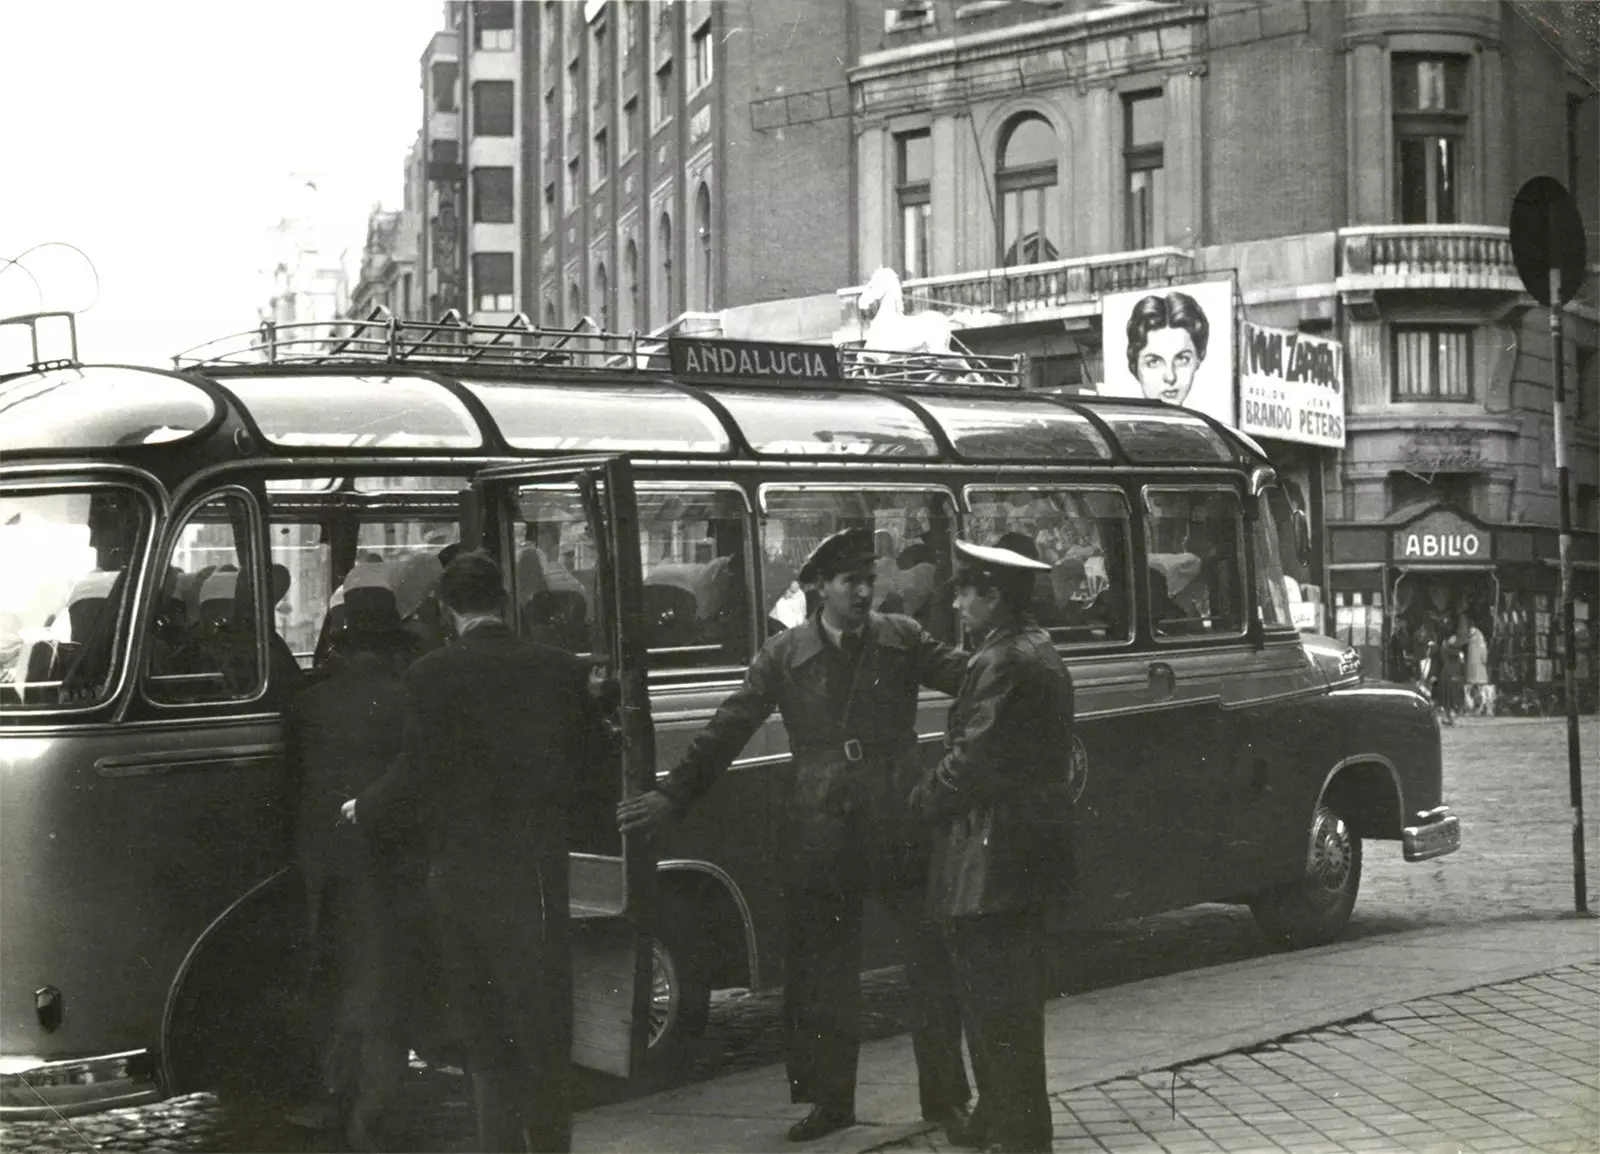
[1,356,1266,470]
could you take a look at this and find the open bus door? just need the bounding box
[469,455,656,1080]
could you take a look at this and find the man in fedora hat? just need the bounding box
[287,564,434,1150]
[911,538,1074,1154]
[618,527,973,1143]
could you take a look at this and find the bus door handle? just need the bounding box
[1147,662,1176,702]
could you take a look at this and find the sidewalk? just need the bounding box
[574,916,1600,1154]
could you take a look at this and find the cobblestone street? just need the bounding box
[3,718,1595,1152]
[883,963,1600,1154]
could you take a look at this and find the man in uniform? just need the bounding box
[345,552,609,1153]
[617,528,972,1142]
[911,539,1074,1154]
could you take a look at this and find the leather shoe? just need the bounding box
[787,1105,856,1142]
[937,1104,986,1149]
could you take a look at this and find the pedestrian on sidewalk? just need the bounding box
[911,539,1074,1154]
[1462,615,1491,716]
[345,552,611,1153]
[617,527,974,1144]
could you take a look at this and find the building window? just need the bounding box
[429,138,459,166]
[622,96,638,155]
[543,298,557,327]
[895,129,931,279]
[474,253,514,312]
[565,59,580,134]
[431,61,459,112]
[656,212,674,327]
[691,18,713,89]
[1392,326,1473,401]
[1123,92,1164,250]
[656,0,674,32]
[623,239,639,331]
[693,183,712,310]
[591,18,609,106]
[568,281,582,326]
[596,262,610,330]
[1393,55,1467,224]
[565,157,581,210]
[543,86,556,146]
[473,1,515,50]
[627,1,644,61]
[593,128,609,183]
[654,58,674,128]
[1576,345,1596,424]
[473,81,515,136]
[472,167,514,223]
[997,114,1059,267]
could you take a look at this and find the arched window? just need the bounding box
[543,298,557,328]
[693,183,713,311]
[996,114,1059,267]
[567,281,581,327]
[595,262,610,330]
[622,240,639,332]
[655,213,674,328]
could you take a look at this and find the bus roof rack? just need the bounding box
[0,311,80,375]
[171,308,1026,388]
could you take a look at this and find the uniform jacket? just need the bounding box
[658,612,967,892]
[357,621,610,893]
[912,617,1075,917]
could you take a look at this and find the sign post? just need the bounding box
[1509,176,1590,916]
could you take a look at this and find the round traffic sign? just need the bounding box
[1509,176,1589,307]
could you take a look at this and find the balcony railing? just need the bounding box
[1337,225,1523,293]
[837,247,1195,332]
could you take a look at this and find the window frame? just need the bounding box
[895,129,932,280]
[431,61,460,113]
[472,79,516,137]
[690,17,714,91]
[996,113,1060,267]
[1122,91,1164,251]
[1391,53,1469,225]
[1390,324,1474,402]
[1140,483,1251,644]
[142,484,270,711]
[472,166,515,224]
[473,252,516,313]
[653,57,675,129]
[962,483,1138,650]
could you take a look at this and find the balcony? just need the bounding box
[837,247,1195,334]
[1337,225,1524,296]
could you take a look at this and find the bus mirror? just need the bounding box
[1292,508,1312,566]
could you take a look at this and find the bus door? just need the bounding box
[470,455,656,1080]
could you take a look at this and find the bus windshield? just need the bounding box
[0,487,149,709]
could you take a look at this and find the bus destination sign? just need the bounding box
[668,337,841,382]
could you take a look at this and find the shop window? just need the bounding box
[1392,326,1472,401]
[1393,55,1467,224]
[473,253,515,312]
[1142,486,1248,639]
[473,80,515,136]
[473,167,514,224]
[997,114,1059,266]
[1123,92,1164,251]
[1,486,148,710]
[760,487,958,640]
[146,493,264,705]
[964,487,1133,645]
[895,129,931,280]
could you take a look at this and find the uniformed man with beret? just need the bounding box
[911,538,1075,1154]
[618,527,973,1143]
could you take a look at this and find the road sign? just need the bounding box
[1509,176,1589,307]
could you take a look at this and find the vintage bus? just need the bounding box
[0,311,1459,1117]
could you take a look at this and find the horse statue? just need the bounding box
[855,266,957,356]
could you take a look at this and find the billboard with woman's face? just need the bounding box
[1098,280,1236,426]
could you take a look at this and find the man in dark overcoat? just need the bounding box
[911,539,1075,1154]
[346,552,609,1153]
[618,528,973,1143]
[288,570,435,1151]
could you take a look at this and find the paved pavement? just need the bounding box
[575,916,1598,1154]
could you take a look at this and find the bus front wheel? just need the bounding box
[1248,802,1362,950]
[643,901,711,1078]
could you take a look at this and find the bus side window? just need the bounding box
[146,494,265,705]
[963,485,1134,646]
[1142,486,1249,639]
[636,487,754,668]
[760,486,959,640]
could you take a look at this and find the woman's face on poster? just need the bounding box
[1135,326,1201,405]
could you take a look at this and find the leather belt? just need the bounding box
[791,739,913,764]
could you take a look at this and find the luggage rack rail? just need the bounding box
[170,308,1026,388]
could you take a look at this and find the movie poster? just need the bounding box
[1098,280,1237,427]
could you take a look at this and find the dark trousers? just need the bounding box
[430,864,573,1153]
[943,909,1051,1154]
[783,885,969,1117]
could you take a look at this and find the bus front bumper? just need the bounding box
[1403,805,1461,863]
[0,1050,159,1118]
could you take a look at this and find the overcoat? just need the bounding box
[912,618,1075,918]
[658,612,967,892]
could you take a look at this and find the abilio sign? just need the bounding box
[1392,507,1492,564]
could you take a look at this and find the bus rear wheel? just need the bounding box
[1248,801,1362,950]
[643,903,711,1079]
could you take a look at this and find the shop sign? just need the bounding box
[1238,322,1345,449]
[1402,430,1485,481]
[1393,508,1492,563]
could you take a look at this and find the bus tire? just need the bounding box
[643,900,711,1078]
[1247,801,1362,950]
